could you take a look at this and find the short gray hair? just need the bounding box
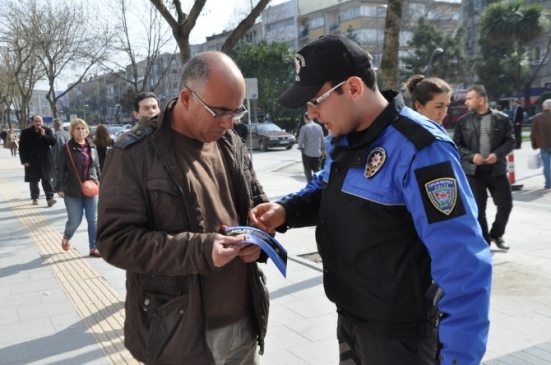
[53,119,62,127]
[543,99,551,110]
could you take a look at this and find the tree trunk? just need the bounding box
[380,0,404,90]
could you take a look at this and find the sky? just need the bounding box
[186,0,287,44]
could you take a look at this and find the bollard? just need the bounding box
[507,153,523,191]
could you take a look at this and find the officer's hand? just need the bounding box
[249,203,286,235]
[484,153,497,164]
[238,244,261,263]
[22,162,30,167]
[57,191,64,198]
[473,153,484,165]
[212,233,246,268]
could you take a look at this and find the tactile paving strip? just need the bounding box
[0,157,139,364]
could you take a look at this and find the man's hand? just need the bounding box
[248,203,286,235]
[484,153,497,164]
[38,127,45,136]
[472,153,484,165]
[238,244,261,263]
[22,162,30,167]
[57,191,64,198]
[212,233,247,268]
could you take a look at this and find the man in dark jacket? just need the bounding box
[512,99,524,149]
[19,115,57,206]
[97,52,270,365]
[453,85,515,250]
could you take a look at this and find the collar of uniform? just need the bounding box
[331,90,403,168]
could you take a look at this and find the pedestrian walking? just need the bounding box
[93,125,113,172]
[55,119,101,257]
[6,126,19,157]
[530,98,551,189]
[453,85,515,250]
[298,112,326,181]
[249,35,492,365]
[512,99,524,149]
[18,115,57,206]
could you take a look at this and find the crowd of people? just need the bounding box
[4,34,551,365]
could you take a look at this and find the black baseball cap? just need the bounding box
[277,35,372,109]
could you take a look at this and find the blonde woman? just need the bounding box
[55,119,101,257]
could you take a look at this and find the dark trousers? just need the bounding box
[30,179,55,200]
[301,153,321,182]
[514,123,522,149]
[337,315,440,364]
[467,170,512,243]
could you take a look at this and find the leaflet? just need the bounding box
[224,226,288,277]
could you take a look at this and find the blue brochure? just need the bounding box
[224,226,288,277]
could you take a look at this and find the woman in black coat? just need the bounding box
[55,119,101,257]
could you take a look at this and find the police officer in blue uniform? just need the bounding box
[249,35,492,365]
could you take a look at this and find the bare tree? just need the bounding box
[20,0,113,119]
[0,1,44,126]
[380,0,404,90]
[102,0,178,94]
[149,0,272,66]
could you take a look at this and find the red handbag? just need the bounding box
[66,143,99,197]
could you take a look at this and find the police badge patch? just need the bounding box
[365,147,386,178]
[425,178,457,215]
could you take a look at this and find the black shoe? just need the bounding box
[491,237,510,250]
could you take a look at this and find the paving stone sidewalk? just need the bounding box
[1,142,551,364]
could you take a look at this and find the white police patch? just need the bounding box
[425,178,458,215]
[364,147,386,178]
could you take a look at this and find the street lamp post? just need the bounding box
[426,48,444,77]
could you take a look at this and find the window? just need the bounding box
[340,6,383,22]
[309,17,324,29]
[266,18,294,32]
[406,3,425,18]
[351,29,378,47]
[532,46,542,65]
[399,31,413,47]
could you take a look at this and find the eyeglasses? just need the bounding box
[307,81,346,108]
[185,86,248,121]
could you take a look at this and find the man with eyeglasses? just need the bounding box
[97,51,269,365]
[249,35,492,365]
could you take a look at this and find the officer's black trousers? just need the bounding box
[337,314,440,365]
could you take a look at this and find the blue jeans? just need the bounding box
[63,195,98,250]
[541,148,551,188]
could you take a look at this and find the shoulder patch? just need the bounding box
[414,161,466,223]
[114,126,156,150]
[392,117,436,150]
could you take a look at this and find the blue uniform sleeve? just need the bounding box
[401,140,492,365]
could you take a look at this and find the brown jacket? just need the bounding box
[97,101,270,365]
[530,109,551,149]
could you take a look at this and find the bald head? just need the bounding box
[180,51,245,94]
[173,51,247,142]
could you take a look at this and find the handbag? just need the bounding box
[528,149,542,170]
[66,143,99,197]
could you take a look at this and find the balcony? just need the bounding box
[299,28,309,39]
[329,23,340,32]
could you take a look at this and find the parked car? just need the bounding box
[246,123,296,151]
[442,105,468,129]
[107,125,127,141]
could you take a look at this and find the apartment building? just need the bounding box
[297,0,461,70]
